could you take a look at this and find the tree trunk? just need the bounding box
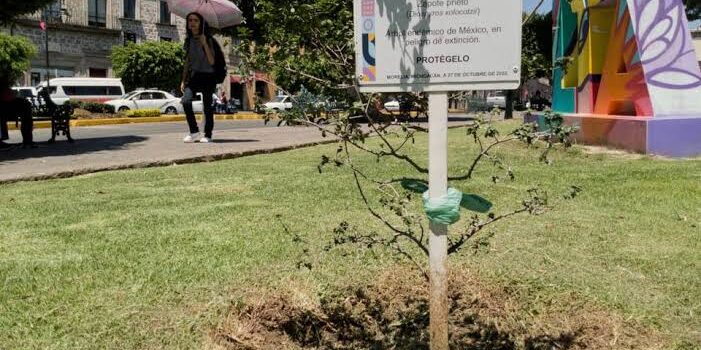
[504,90,514,119]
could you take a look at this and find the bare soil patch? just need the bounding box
[577,145,648,160]
[209,266,664,349]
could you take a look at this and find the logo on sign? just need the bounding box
[361,0,376,82]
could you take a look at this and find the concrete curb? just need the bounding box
[7,112,265,130]
[0,138,338,185]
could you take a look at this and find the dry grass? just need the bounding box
[210,266,665,349]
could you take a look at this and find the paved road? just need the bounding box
[0,116,474,184]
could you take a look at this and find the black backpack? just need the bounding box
[211,38,227,83]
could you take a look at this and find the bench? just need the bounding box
[32,88,74,143]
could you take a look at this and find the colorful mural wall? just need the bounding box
[553,0,701,116]
[551,0,701,156]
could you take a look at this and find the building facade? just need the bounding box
[2,0,278,110]
[3,0,187,86]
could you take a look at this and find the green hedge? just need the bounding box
[66,100,115,114]
[0,33,36,85]
[124,109,162,118]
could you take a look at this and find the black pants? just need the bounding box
[0,97,33,145]
[182,73,216,138]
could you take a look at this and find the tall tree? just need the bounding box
[0,33,37,86]
[229,0,262,41]
[0,0,56,25]
[519,11,552,95]
[234,0,355,98]
[505,11,552,119]
[684,0,700,21]
[111,41,185,92]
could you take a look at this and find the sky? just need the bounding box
[522,0,700,29]
[523,0,552,14]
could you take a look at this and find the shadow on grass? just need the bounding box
[215,283,583,350]
[278,289,516,349]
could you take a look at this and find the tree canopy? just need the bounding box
[684,0,700,22]
[111,41,185,93]
[0,33,37,86]
[0,0,55,25]
[521,12,552,82]
[234,0,355,98]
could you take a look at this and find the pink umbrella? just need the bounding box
[166,0,243,29]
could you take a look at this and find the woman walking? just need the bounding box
[180,12,225,143]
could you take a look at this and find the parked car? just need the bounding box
[105,89,179,113]
[486,91,507,109]
[11,86,38,101]
[37,77,125,105]
[384,98,400,112]
[384,95,420,113]
[161,92,220,114]
[263,95,293,111]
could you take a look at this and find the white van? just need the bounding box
[37,77,125,104]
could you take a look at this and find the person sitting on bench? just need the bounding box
[0,81,34,147]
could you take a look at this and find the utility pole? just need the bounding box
[45,24,50,89]
[40,17,50,90]
[40,0,68,90]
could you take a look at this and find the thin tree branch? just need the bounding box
[448,207,529,254]
[346,143,430,256]
[523,0,547,26]
[450,135,519,181]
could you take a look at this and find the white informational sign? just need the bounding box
[354,0,523,92]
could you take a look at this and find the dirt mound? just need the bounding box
[210,267,663,349]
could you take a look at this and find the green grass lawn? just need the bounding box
[1,121,699,349]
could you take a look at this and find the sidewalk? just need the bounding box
[0,120,329,184]
[0,116,475,184]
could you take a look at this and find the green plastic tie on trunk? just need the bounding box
[422,187,462,225]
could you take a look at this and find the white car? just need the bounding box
[105,89,178,113]
[384,99,400,112]
[486,91,506,109]
[161,93,219,114]
[263,95,293,111]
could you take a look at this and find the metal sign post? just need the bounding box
[428,91,449,347]
[40,21,50,89]
[353,1,522,348]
